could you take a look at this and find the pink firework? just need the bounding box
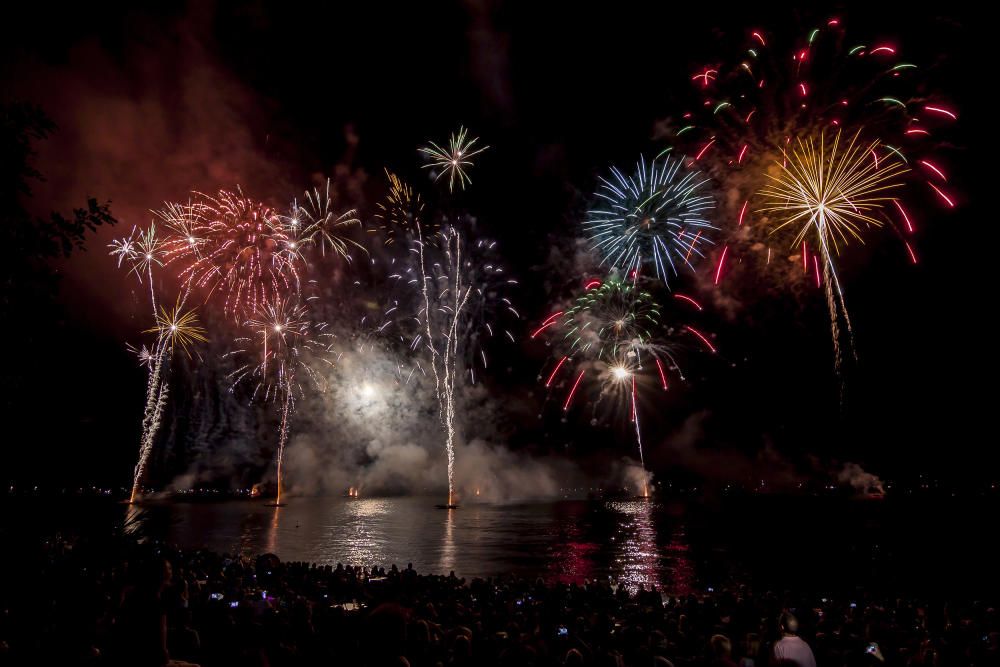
[161,189,301,321]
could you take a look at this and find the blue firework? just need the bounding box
[584,153,717,286]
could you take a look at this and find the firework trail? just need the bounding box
[130,302,208,502]
[110,226,208,502]
[376,165,516,505]
[534,276,715,494]
[412,225,517,504]
[583,153,717,286]
[227,297,334,505]
[419,225,465,505]
[130,338,169,501]
[664,18,957,374]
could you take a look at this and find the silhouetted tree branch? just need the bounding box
[1,101,118,412]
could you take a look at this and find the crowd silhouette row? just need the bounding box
[1,535,998,666]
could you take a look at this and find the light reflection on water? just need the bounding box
[162,496,693,592]
[439,508,456,574]
[16,494,998,598]
[663,522,695,596]
[607,500,661,592]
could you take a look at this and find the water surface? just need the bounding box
[7,494,998,595]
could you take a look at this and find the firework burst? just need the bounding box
[126,343,156,369]
[129,224,166,280]
[556,277,664,362]
[758,128,907,371]
[145,301,209,358]
[285,179,363,260]
[374,170,428,244]
[159,200,209,258]
[160,188,297,321]
[584,153,717,286]
[230,299,335,398]
[110,224,166,311]
[109,233,138,268]
[666,18,957,376]
[535,277,715,493]
[419,126,489,192]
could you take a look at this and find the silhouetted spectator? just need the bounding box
[772,612,816,667]
[711,633,739,667]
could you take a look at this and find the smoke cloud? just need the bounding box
[837,462,886,495]
[8,4,295,325]
[651,411,806,490]
[280,339,586,503]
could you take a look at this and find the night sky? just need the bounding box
[1,1,988,490]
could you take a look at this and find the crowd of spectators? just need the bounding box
[2,535,998,666]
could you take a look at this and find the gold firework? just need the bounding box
[288,178,363,260]
[757,128,909,376]
[146,301,208,357]
[419,126,489,192]
[375,170,428,244]
[758,128,908,254]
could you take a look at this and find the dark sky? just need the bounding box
[1,1,989,489]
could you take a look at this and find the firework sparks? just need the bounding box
[419,126,489,192]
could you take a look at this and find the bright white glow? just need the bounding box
[612,366,631,381]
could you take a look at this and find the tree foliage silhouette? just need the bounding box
[1,101,118,419]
